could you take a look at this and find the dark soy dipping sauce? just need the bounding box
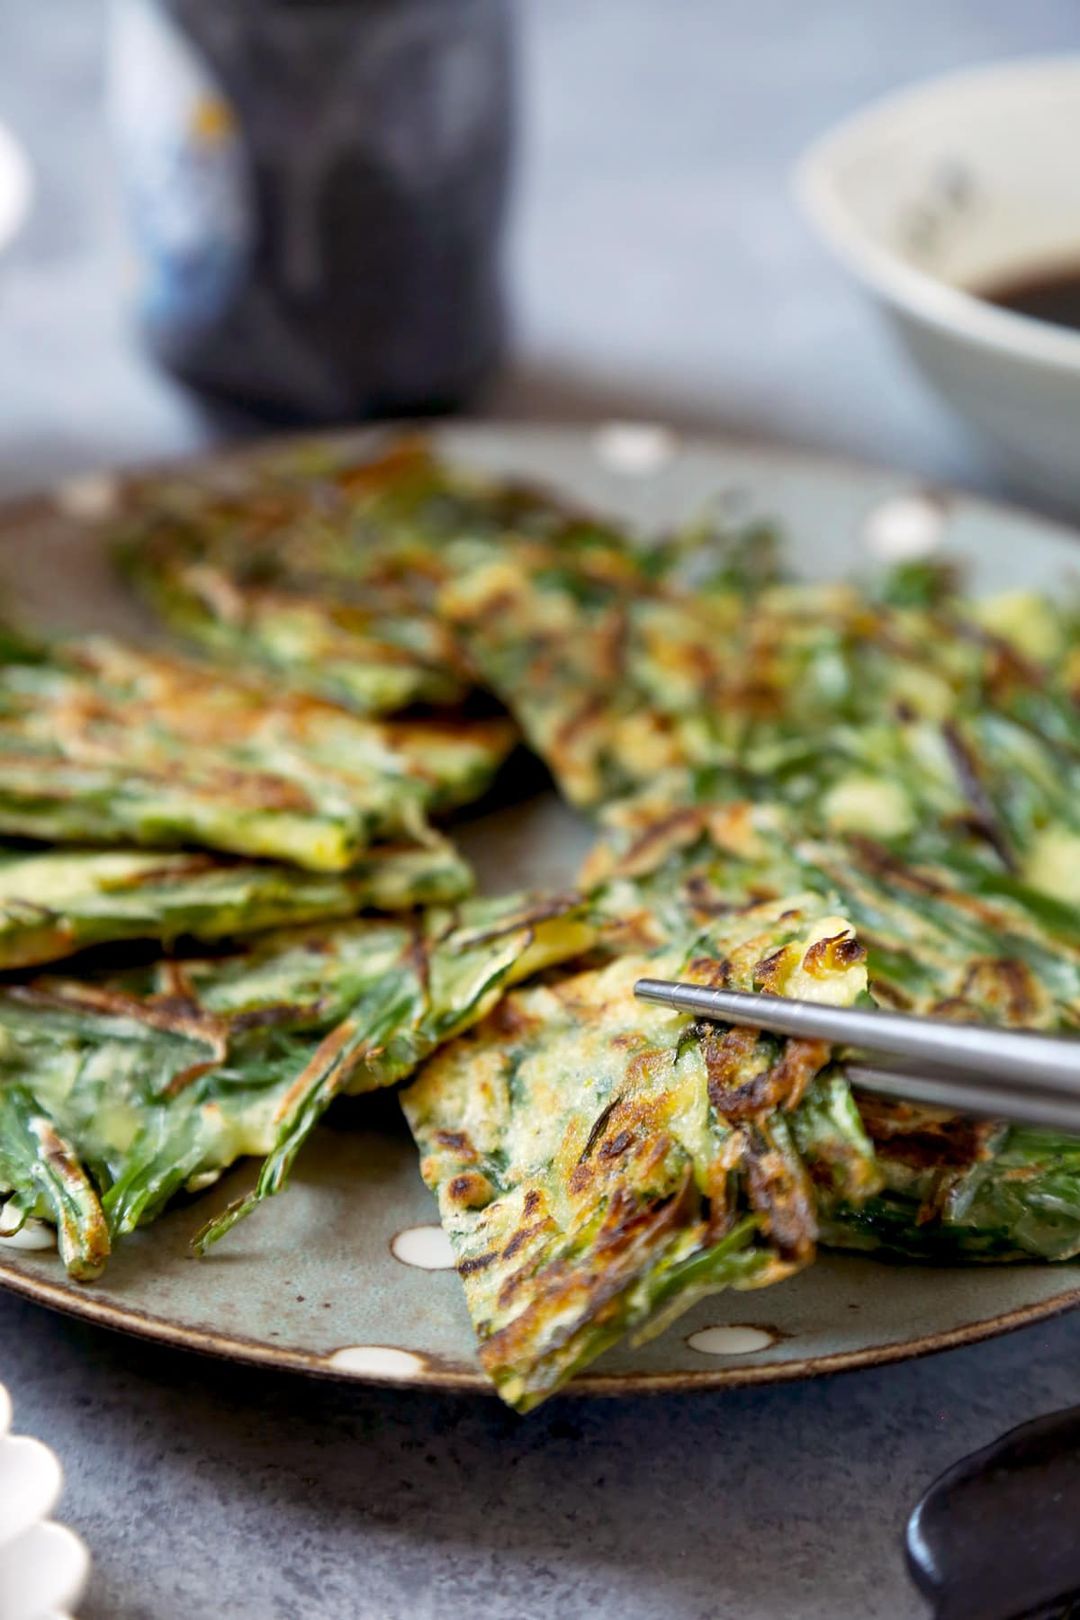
[978,264,1080,333]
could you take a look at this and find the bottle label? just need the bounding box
[108,0,254,336]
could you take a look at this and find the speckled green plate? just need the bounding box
[0,424,1078,1397]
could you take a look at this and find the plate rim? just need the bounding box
[1,1248,1078,1398]
[24,415,1080,555]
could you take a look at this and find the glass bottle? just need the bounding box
[107,0,514,421]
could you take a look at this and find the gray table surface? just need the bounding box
[2,3,1079,1617]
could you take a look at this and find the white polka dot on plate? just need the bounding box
[325,1345,426,1379]
[54,473,120,522]
[0,1218,55,1253]
[390,1224,455,1271]
[593,422,678,475]
[863,493,945,561]
[686,1324,776,1356]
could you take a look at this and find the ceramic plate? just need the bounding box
[0,423,1078,1398]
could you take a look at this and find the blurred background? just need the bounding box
[1,0,1078,502]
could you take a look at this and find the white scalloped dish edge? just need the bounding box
[0,1381,89,1620]
[0,120,30,256]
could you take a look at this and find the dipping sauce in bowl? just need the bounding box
[979,265,1080,335]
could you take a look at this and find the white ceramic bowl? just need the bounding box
[796,56,1080,511]
[0,1382,89,1620]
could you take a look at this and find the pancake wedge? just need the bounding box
[0,891,595,1278]
[0,977,305,1280]
[439,526,1079,817]
[383,714,517,814]
[402,895,877,1410]
[0,837,473,970]
[0,631,506,869]
[196,891,598,1249]
[116,437,603,715]
[585,792,1080,1264]
[116,439,472,712]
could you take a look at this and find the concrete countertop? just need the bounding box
[1,3,1078,1615]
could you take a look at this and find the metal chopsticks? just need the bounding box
[633,978,1080,1133]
